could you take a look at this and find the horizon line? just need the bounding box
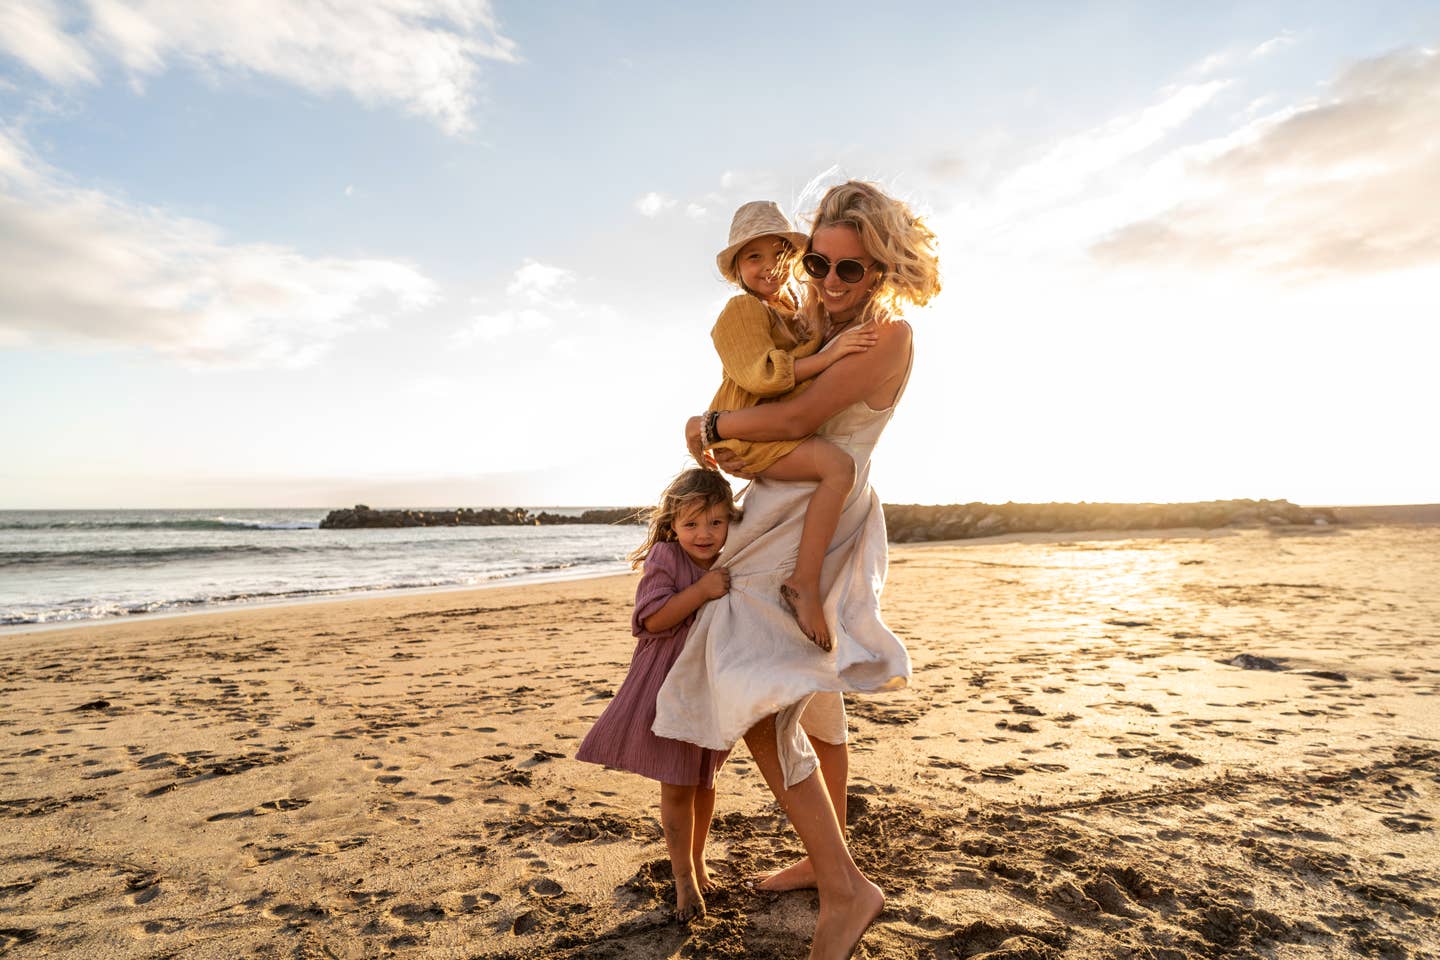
[3,500,1438,511]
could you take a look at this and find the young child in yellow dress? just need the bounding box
[702,201,876,650]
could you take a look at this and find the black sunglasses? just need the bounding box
[802,252,877,284]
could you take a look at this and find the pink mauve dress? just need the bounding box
[575,541,728,788]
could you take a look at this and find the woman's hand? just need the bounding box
[685,416,717,470]
[712,447,759,479]
[823,323,879,366]
[697,567,731,600]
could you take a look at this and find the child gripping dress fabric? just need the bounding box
[575,469,736,921]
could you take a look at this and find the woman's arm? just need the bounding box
[720,321,910,441]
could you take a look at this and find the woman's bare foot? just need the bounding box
[780,580,831,650]
[809,878,884,959]
[674,873,706,922]
[752,856,817,891]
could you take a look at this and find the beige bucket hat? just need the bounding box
[716,200,809,282]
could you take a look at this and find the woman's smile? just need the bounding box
[809,225,880,323]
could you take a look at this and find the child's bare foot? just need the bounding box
[751,856,816,891]
[810,877,884,959]
[780,579,831,651]
[674,873,706,923]
[695,859,715,893]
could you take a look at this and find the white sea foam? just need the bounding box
[0,509,642,627]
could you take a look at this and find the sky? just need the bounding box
[1,1,1437,509]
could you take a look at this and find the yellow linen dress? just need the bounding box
[708,293,820,474]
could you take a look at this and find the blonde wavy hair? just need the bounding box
[628,468,741,568]
[806,180,941,322]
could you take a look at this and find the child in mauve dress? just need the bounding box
[575,469,738,921]
[702,200,877,650]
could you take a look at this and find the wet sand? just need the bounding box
[1,525,1436,959]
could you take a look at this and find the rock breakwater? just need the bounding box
[318,505,641,529]
[321,498,1339,541]
[881,498,1338,543]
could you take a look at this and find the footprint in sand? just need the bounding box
[0,929,39,950]
[126,874,161,905]
[1380,814,1433,833]
[978,763,1028,780]
[390,902,447,923]
[205,798,309,821]
[265,902,328,922]
[996,719,1039,733]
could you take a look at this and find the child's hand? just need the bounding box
[697,567,731,600]
[825,324,879,364]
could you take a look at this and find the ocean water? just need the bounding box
[0,509,645,627]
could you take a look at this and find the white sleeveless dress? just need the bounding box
[653,344,913,787]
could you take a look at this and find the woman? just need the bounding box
[653,180,940,959]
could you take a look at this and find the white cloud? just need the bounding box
[715,168,782,202]
[923,42,1440,283]
[635,191,675,217]
[456,260,615,344]
[455,307,553,342]
[914,81,1231,271]
[0,0,517,134]
[0,127,436,367]
[1194,51,1235,77]
[505,260,573,302]
[638,170,788,228]
[1092,45,1440,275]
[0,0,97,85]
[1251,32,1297,60]
[997,81,1229,212]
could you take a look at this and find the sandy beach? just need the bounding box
[1,524,1436,959]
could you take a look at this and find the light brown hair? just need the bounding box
[628,469,741,568]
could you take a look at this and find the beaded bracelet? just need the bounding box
[701,409,727,448]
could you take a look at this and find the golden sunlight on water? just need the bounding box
[920,526,1438,663]
[878,525,1439,805]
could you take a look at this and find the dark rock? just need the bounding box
[318,506,647,530]
[1222,654,1286,671]
[318,498,1344,540]
[879,499,1341,544]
